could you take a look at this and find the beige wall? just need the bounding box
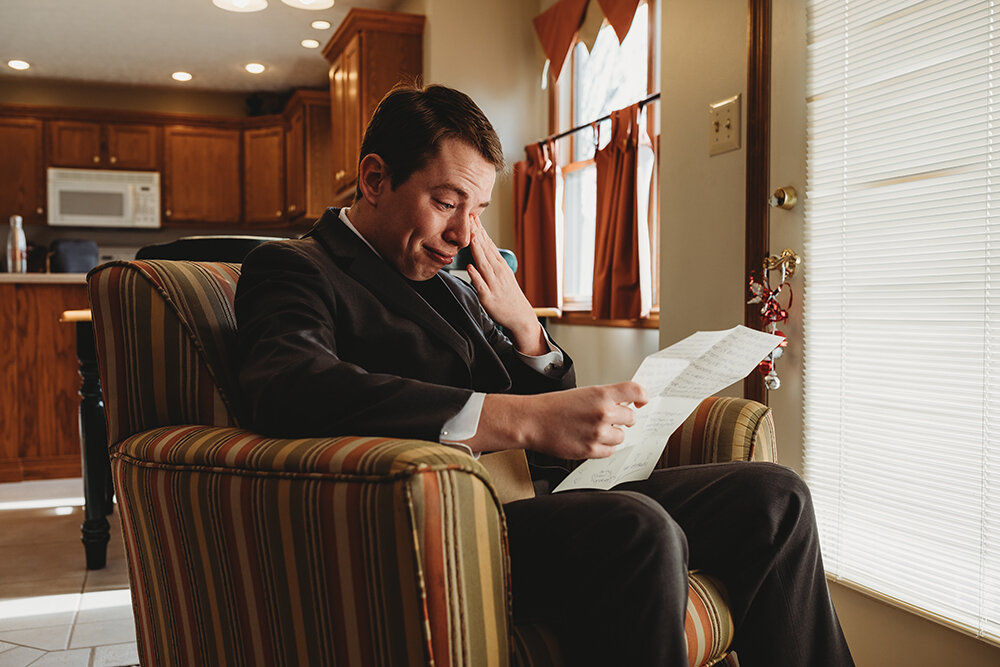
[659,0,747,355]
[545,323,659,387]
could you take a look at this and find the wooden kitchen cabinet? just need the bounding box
[47,119,160,170]
[323,9,423,206]
[163,125,241,225]
[243,124,285,226]
[284,89,335,223]
[0,117,45,224]
[0,280,89,482]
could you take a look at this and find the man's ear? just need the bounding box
[358,154,389,205]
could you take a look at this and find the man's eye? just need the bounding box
[436,200,456,211]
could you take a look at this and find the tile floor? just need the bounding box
[0,478,138,667]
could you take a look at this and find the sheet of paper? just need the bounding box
[552,325,783,492]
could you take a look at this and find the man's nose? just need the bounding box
[444,211,473,247]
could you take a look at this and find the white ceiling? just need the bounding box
[0,0,398,93]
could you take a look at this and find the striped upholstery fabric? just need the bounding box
[112,425,508,666]
[660,396,776,467]
[88,260,773,667]
[88,260,243,445]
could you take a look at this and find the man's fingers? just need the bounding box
[609,403,637,428]
[608,381,649,407]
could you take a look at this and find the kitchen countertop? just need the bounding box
[0,273,88,284]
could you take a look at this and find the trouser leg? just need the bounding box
[618,461,854,667]
[504,490,690,666]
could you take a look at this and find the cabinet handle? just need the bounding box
[165,209,172,217]
[92,155,100,163]
[109,156,118,164]
[335,169,346,179]
[36,207,43,215]
[275,210,282,217]
[289,204,297,212]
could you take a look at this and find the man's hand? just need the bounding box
[466,216,547,356]
[470,382,650,459]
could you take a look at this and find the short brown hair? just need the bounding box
[354,84,505,201]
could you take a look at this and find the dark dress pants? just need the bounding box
[503,461,855,667]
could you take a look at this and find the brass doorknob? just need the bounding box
[769,186,797,210]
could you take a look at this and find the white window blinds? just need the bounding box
[804,0,1000,642]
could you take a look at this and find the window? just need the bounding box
[552,0,659,322]
[805,0,1000,642]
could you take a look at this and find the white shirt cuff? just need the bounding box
[440,392,485,458]
[515,327,565,376]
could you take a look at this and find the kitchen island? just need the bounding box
[0,272,89,482]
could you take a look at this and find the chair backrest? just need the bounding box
[135,235,280,262]
[88,260,243,445]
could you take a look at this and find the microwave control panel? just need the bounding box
[133,184,160,226]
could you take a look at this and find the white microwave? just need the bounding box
[47,168,161,228]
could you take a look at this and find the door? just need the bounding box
[47,120,103,168]
[106,123,160,170]
[765,0,807,475]
[0,117,45,224]
[163,125,241,225]
[244,125,285,226]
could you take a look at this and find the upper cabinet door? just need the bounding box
[323,9,424,207]
[163,125,241,225]
[106,124,160,170]
[243,125,285,226]
[48,120,160,171]
[47,120,103,167]
[0,117,45,224]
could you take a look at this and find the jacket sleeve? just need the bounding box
[236,242,475,441]
[448,276,577,395]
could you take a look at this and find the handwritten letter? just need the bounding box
[552,325,783,492]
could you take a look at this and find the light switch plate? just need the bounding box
[709,94,741,156]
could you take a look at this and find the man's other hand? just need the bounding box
[472,381,650,459]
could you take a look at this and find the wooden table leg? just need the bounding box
[76,321,111,570]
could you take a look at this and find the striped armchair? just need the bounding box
[88,260,775,667]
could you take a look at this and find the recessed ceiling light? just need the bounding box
[212,0,268,12]
[172,71,193,82]
[245,63,266,74]
[282,0,334,10]
[7,60,30,71]
[311,20,332,30]
[300,39,320,49]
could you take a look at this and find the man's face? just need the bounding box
[366,137,496,281]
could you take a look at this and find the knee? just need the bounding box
[730,462,816,543]
[603,491,689,575]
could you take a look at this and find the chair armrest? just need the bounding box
[657,396,776,467]
[113,425,510,666]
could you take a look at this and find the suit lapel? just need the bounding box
[310,209,473,365]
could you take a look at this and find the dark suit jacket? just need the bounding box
[235,208,576,441]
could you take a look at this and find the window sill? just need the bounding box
[548,310,659,330]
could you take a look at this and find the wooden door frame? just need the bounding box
[744,0,771,403]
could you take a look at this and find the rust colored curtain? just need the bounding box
[592,103,652,320]
[514,141,562,309]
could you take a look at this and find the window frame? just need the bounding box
[547,0,660,328]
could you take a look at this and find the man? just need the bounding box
[236,84,854,666]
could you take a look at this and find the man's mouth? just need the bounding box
[424,246,455,265]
